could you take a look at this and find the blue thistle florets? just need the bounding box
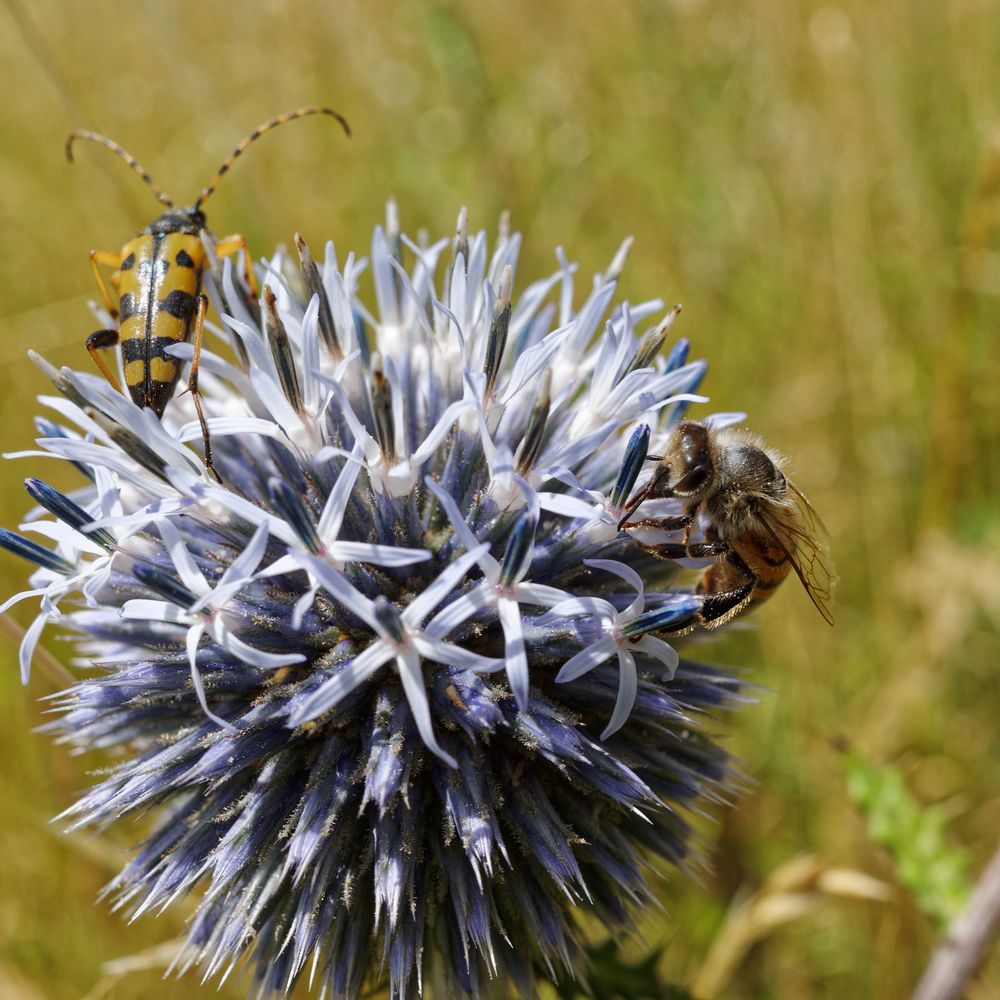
[3,203,745,998]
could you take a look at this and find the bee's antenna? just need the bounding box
[194,106,351,211]
[65,130,175,208]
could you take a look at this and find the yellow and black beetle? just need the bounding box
[66,106,351,480]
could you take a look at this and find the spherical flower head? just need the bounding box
[3,202,746,999]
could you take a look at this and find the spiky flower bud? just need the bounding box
[3,207,745,998]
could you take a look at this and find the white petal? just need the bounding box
[175,417,284,442]
[290,641,392,724]
[381,355,409,458]
[387,256,435,339]
[197,488,299,547]
[85,496,195,532]
[431,297,465,353]
[511,473,540,522]
[704,411,747,429]
[120,600,190,624]
[317,448,364,543]
[423,585,493,640]
[19,521,106,557]
[554,638,616,683]
[371,226,400,326]
[584,558,644,619]
[210,619,306,668]
[411,634,503,672]
[220,313,277,375]
[186,624,236,731]
[299,293,322,411]
[396,649,457,768]
[538,466,605,504]
[535,493,601,521]
[498,323,571,404]
[81,558,114,607]
[631,635,679,678]
[537,597,615,623]
[19,612,50,684]
[423,478,498,576]
[401,543,491,627]
[564,279,616,357]
[410,399,475,467]
[156,519,209,597]
[602,648,638,739]
[328,541,430,567]
[291,583,319,630]
[545,420,617,469]
[256,554,301,578]
[0,585,56,616]
[220,521,269,587]
[39,440,175,498]
[294,553,381,633]
[249,367,309,440]
[498,596,529,711]
[511,583,572,608]
[312,372,378,462]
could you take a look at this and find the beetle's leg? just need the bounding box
[85,328,122,394]
[186,294,221,483]
[214,233,259,296]
[89,250,123,318]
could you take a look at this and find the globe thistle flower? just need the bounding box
[3,202,746,999]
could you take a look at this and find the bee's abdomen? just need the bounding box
[733,533,792,604]
[117,233,205,417]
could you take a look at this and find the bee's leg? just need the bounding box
[89,250,123,318]
[621,513,693,534]
[214,233,259,296]
[85,328,123,394]
[630,538,728,561]
[695,548,757,628]
[185,294,221,483]
[629,536,756,629]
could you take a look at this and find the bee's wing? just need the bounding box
[759,484,837,625]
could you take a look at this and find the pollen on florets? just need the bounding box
[2,203,746,999]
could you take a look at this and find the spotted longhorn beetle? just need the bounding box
[66,106,351,481]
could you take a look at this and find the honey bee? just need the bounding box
[619,420,835,630]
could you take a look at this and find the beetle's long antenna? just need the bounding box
[194,106,351,211]
[65,130,175,208]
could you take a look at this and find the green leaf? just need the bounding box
[551,939,691,1000]
[844,752,971,928]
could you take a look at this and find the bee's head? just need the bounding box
[651,421,714,499]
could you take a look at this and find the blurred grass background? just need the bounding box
[1,0,999,997]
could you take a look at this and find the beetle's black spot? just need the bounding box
[119,292,138,322]
[175,249,196,268]
[159,289,198,320]
[120,252,136,271]
[120,335,183,363]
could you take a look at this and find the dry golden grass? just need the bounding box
[1,0,998,996]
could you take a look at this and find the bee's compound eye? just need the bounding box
[676,463,710,493]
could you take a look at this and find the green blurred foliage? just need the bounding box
[552,939,669,1000]
[844,752,971,929]
[1,0,999,997]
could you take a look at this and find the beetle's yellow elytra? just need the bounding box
[117,233,205,416]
